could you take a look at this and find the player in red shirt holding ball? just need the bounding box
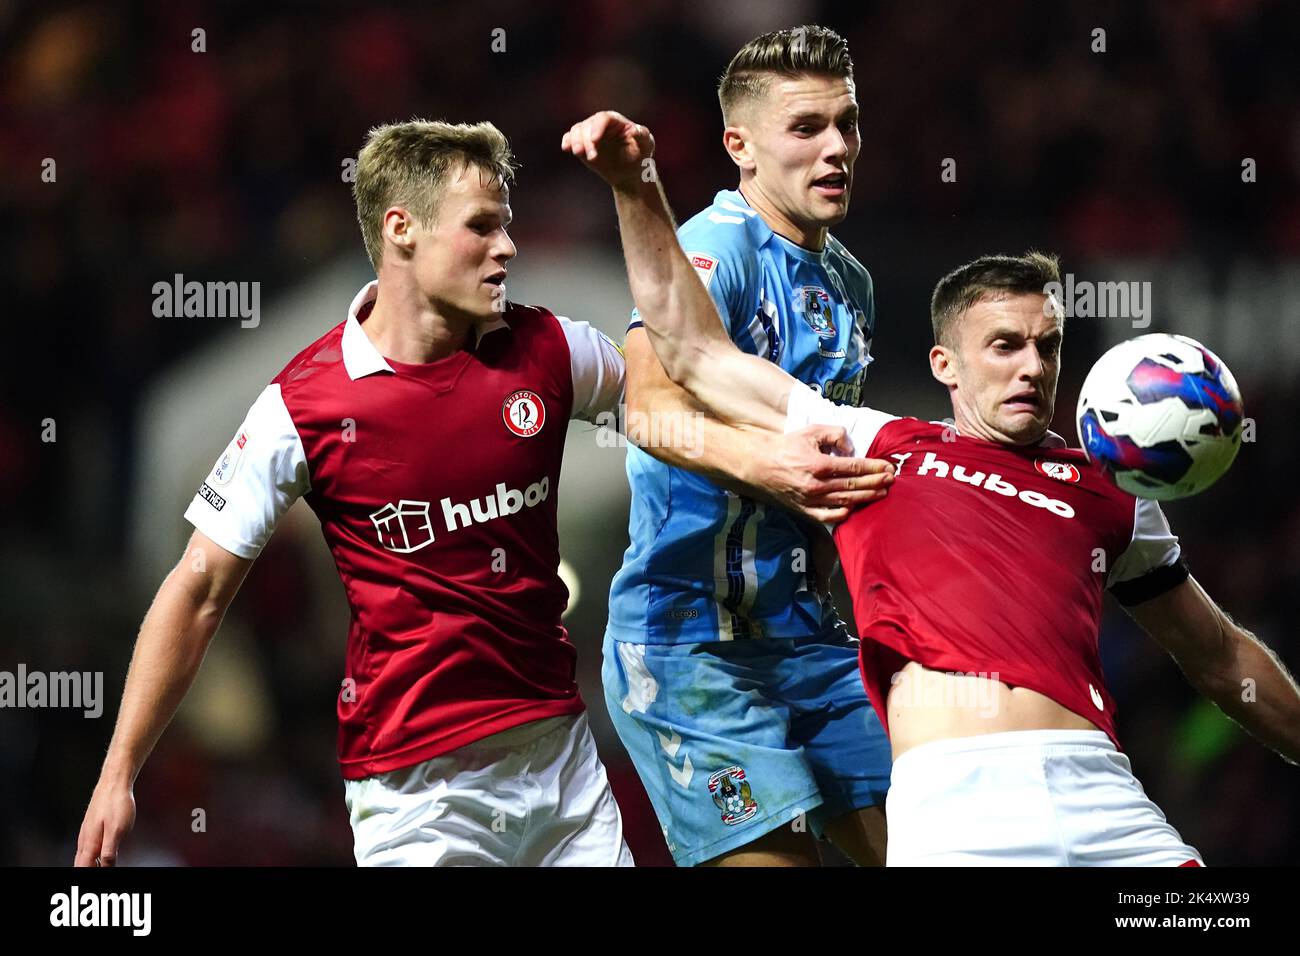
[566,108,1300,865]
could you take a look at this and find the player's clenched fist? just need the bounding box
[561,111,655,190]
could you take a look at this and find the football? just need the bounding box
[1076,333,1244,500]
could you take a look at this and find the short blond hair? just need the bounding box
[353,119,517,271]
[717,25,854,125]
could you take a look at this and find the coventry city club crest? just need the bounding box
[796,287,837,338]
[708,766,759,826]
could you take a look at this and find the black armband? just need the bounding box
[1110,557,1191,607]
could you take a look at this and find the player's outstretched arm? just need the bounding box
[562,111,797,432]
[75,531,252,866]
[1127,575,1300,765]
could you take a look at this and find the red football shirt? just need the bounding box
[185,281,625,778]
[785,386,1188,747]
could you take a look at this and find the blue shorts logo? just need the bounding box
[709,765,759,825]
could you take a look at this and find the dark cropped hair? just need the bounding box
[930,251,1063,347]
[718,25,854,124]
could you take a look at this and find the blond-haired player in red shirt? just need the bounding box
[75,118,878,868]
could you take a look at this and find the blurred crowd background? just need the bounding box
[3,0,1298,865]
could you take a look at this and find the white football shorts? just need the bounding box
[344,712,635,866]
[885,729,1204,866]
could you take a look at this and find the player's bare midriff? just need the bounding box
[886,660,1102,760]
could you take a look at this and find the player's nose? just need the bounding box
[1021,348,1045,380]
[823,127,849,162]
[494,233,517,263]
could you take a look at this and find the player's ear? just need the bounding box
[384,207,416,256]
[930,344,958,388]
[722,126,754,172]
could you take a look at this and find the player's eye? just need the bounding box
[839,119,859,134]
[792,124,815,136]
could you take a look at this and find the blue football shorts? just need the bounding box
[602,624,892,866]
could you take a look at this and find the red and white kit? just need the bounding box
[186,281,633,865]
[786,385,1203,866]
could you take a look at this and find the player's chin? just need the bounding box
[472,287,505,319]
[996,408,1050,444]
[807,195,850,224]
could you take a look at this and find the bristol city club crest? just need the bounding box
[1035,459,1082,483]
[502,389,545,437]
[795,286,837,338]
[708,765,759,826]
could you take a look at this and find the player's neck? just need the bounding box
[363,280,473,364]
[954,412,1002,445]
[738,181,827,252]
[953,406,1043,447]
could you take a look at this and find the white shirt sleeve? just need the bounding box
[558,315,626,423]
[783,383,899,458]
[182,383,311,560]
[1107,497,1183,587]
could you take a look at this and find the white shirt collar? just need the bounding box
[342,282,393,380]
[341,280,510,381]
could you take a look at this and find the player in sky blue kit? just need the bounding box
[591,26,896,866]
[616,193,875,637]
